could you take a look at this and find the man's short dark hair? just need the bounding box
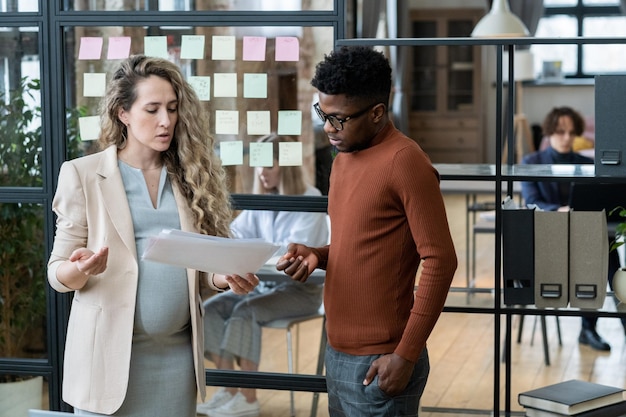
[311,45,392,106]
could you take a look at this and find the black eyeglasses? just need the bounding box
[313,102,377,131]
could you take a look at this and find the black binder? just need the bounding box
[502,209,535,305]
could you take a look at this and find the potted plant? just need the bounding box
[609,206,626,303]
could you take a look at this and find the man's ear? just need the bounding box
[372,103,386,123]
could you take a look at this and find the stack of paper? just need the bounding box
[142,229,280,276]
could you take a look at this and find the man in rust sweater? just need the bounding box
[277,45,457,416]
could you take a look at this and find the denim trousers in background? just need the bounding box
[325,345,429,417]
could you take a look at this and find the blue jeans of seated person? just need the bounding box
[326,345,429,417]
[581,249,626,334]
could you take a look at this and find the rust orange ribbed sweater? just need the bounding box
[317,122,457,363]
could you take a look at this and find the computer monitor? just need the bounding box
[569,182,626,223]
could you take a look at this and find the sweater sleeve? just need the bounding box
[392,146,458,361]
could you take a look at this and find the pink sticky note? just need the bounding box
[78,37,104,60]
[275,37,299,62]
[107,37,131,60]
[243,36,266,61]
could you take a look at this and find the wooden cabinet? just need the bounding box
[409,9,484,163]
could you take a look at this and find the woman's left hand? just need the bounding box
[225,273,260,295]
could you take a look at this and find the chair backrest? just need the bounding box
[325,214,331,245]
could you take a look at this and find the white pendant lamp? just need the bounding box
[471,0,530,37]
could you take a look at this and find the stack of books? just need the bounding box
[518,380,626,417]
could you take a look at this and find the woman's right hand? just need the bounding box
[70,246,109,277]
[57,246,109,290]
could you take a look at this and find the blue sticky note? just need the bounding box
[277,110,302,135]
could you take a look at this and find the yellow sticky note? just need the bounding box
[83,73,106,97]
[249,142,273,167]
[279,141,302,166]
[212,35,236,60]
[219,141,243,166]
[246,111,271,136]
[78,116,101,141]
[144,36,168,59]
[188,76,211,101]
[180,35,205,59]
[215,110,239,135]
[243,73,267,98]
[214,73,237,98]
[277,110,302,135]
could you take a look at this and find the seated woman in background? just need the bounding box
[522,106,625,352]
[197,133,329,417]
[522,106,592,211]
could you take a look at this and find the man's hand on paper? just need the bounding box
[220,273,260,295]
[276,243,318,282]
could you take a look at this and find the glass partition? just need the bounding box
[0,26,41,188]
[64,24,335,195]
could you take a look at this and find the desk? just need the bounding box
[439,180,521,195]
[255,263,326,285]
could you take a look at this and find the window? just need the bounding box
[532,0,626,78]
[0,0,38,12]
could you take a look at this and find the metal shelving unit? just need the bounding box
[338,35,626,416]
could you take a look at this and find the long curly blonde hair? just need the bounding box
[97,55,232,237]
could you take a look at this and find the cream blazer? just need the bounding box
[47,145,209,414]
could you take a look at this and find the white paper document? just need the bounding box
[142,229,280,276]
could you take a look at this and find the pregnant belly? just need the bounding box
[134,262,191,338]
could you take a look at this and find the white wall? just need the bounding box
[523,85,595,128]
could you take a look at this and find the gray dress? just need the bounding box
[76,161,195,416]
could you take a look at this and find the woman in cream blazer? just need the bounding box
[47,55,258,416]
[48,146,207,413]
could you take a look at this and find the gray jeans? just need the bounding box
[325,345,429,417]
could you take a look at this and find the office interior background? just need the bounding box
[1,0,626,416]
